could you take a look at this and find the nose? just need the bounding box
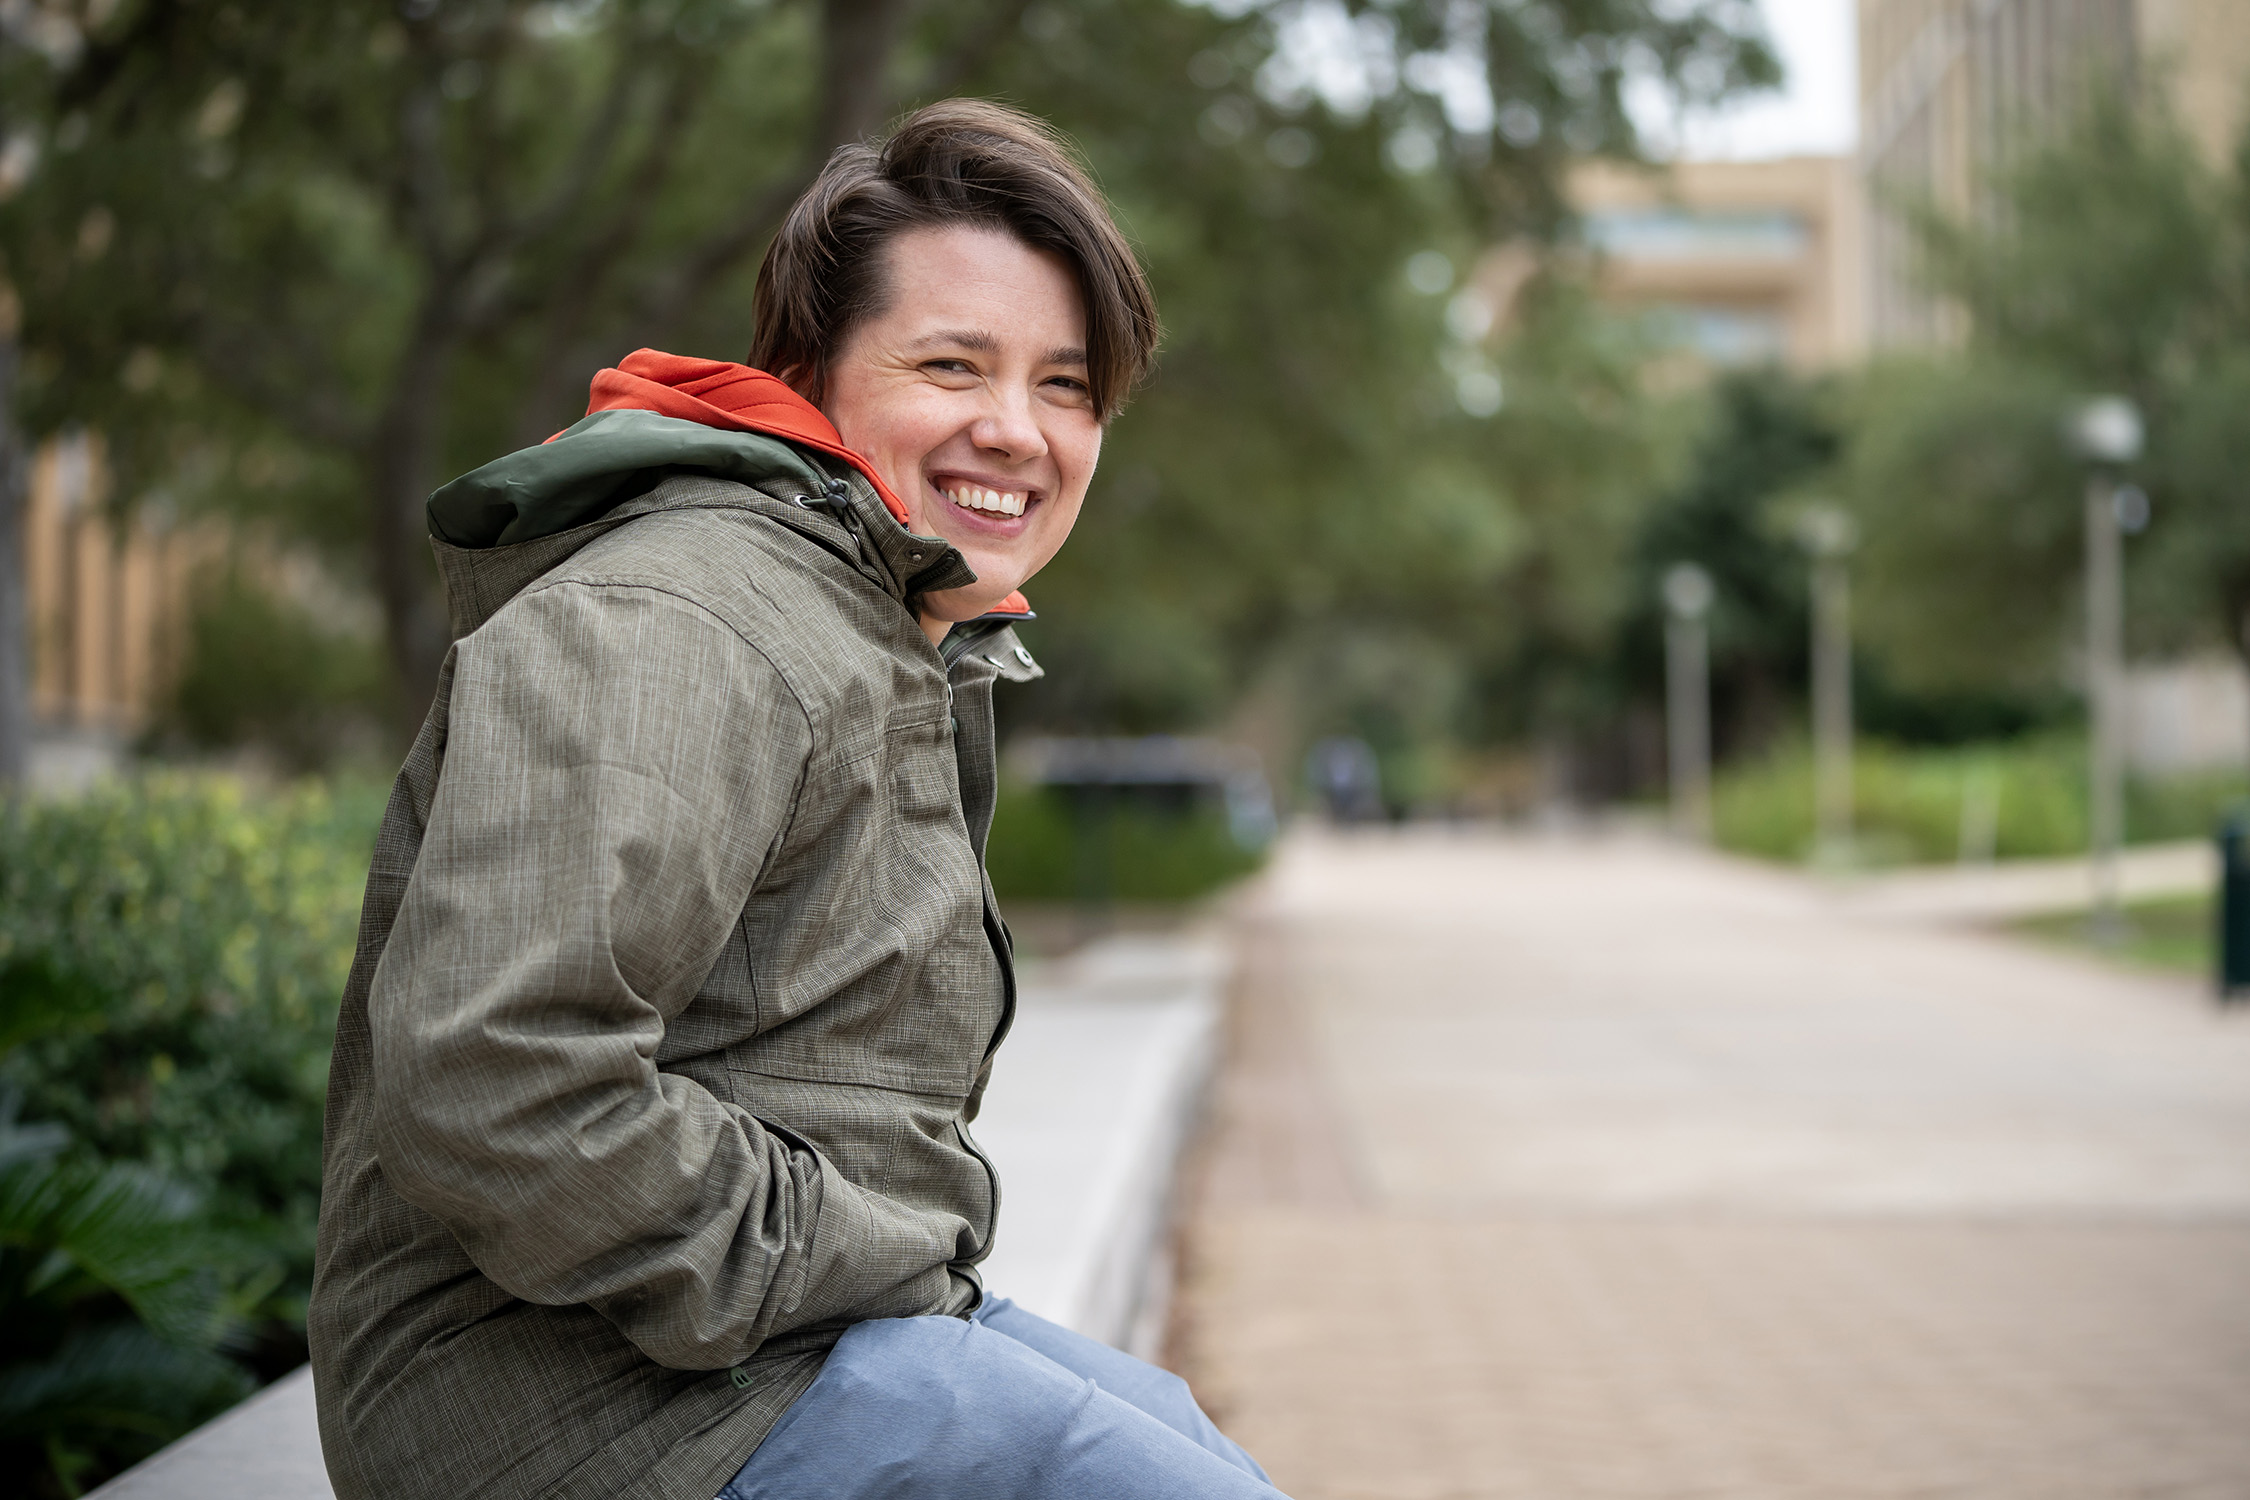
[969,383,1048,464]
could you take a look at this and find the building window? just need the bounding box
[1585,207,1810,262]
[1643,304,1790,366]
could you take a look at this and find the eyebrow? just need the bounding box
[908,328,999,354]
[906,329,1088,368]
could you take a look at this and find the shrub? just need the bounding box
[0,1099,256,1496]
[159,568,391,773]
[0,778,382,1402]
[1713,735,2248,865]
[985,784,1265,902]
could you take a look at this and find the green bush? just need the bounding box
[0,1100,256,1496]
[985,784,1266,902]
[0,776,382,1493]
[160,569,392,772]
[1713,736,2248,865]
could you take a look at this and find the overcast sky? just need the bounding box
[1630,0,1858,161]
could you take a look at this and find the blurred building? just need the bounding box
[22,433,203,779]
[1862,0,2250,346]
[1566,155,1868,375]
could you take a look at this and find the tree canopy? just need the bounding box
[1849,83,2250,695]
[0,0,1777,768]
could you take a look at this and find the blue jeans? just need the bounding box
[716,1297,1281,1498]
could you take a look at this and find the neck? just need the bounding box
[919,612,952,648]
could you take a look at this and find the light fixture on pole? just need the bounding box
[2067,394,2143,945]
[1795,503,1859,867]
[1663,562,1715,842]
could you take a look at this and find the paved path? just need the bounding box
[1173,828,2250,1500]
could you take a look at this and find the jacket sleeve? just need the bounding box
[367,579,963,1370]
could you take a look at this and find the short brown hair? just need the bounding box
[751,99,1158,420]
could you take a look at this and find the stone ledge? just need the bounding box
[85,1363,327,1500]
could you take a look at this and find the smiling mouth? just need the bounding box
[939,482,1034,519]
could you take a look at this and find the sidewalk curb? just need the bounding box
[971,930,1227,1348]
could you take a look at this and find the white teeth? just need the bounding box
[943,485,1028,517]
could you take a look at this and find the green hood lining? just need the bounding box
[427,409,836,550]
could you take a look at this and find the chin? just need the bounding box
[954,549,1026,595]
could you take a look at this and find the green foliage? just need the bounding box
[1842,359,2087,693]
[1713,736,2248,866]
[985,784,1264,902]
[3,0,1775,755]
[0,777,382,1327]
[1849,81,2250,695]
[160,568,391,771]
[0,1103,256,1497]
[1914,87,2222,387]
[0,775,379,1489]
[1618,370,1836,750]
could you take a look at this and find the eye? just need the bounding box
[1043,374,1091,398]
[924,358,976,375]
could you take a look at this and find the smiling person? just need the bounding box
[306,102,1282,1500]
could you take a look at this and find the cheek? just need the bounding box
[832,381,948,466]
[1058,422,1103,497]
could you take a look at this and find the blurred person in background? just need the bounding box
[308,101,1280,1500]
[1309,735,1386,823]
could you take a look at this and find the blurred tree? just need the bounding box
[157,565,391,771]
[2,0,1774,745]
[1844,357,2086,693]
[981,0,1773,771]
[3,0,985,726]
[1853,82,2250,694]
[1619,368,1834,756]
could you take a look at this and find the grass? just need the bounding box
[2012,891,2215,975]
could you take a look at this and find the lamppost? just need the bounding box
[1663,562,1715,842]
[1795,505,1859,867]
[2068,395,2143,944]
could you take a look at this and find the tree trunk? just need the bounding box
[815,0,913,149]
[0,301,31,789]
[368,316,459,732]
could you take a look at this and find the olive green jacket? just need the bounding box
[309,416,1038,1500]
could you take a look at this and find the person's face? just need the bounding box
[821,224,1102,630]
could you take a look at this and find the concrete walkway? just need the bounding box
[1175,827,2250,1499]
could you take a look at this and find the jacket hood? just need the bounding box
[425,350,1032,635]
